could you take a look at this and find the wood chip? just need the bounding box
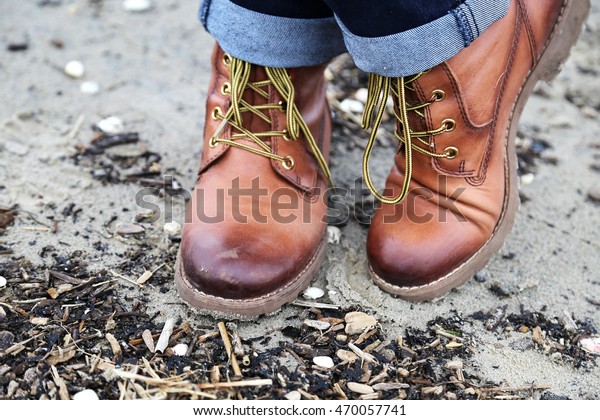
[50,365,70,400]
[445,360,464,370]
[155,318,175,353]
[105,333,122,359]
[348,342,378,364]
[136,271,153,285]
[218,322,242,377]
[142,329,155,352]
[47,348,76,365]
[336,349,358,363]
[30,317,49,326]
[210,365,221,384]
[347,382,374,394]
[422,385,444,395]
[372,382,410,391]
[304,319,331,330]
[345,312,377,335]
[197,379,272,390]
[532,326,544,345]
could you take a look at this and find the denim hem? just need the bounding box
[337,0,511,77]
[201,0,347,68]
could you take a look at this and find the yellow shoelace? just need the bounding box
[361,73,458,205]
[210,54,334,188]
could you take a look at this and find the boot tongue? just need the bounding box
[230,65,274,147]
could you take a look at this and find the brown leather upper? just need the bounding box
[180,45,331,300]
[367,0,566,286]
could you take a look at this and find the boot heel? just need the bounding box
[537,0,590,82]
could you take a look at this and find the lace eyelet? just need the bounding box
[281,129,292,141]
[432,89,446,102]
[278,100,287,110]
[282,156,295,170]
[222,53,232,66]
[442,118,456,132]
[209,137,218,148]
[211,106,223,120]
[221,82,231,95]
[444,146,459,159]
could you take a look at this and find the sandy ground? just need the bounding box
[1,0,600,399]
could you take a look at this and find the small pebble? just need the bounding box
[4,140,29,156]
[64,60,85,78]
[123,0,153,12]
[339,98,364,114]
[163,221,181,236]
[135,208,155,222]
[0,331,15,350]
[80,81,100,95]
[115,223,145,236]
[304,319,330,331]
[587,188,600,204]
[97,116,124,135]
[0,276,6,288]
[72,389,99,400]
[284,390,301,400]
[581,106,599,119]
[312,356,334,369]
[303,286,325,300]
[520,173,535,185]
[354,88,369,104]
[327,225,341,244]
[172,343,188,356]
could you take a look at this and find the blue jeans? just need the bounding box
[200,0,511,76]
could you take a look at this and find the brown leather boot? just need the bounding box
[175,44,333,316]
[362,0,589,301]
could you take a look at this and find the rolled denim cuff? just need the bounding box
[338,0,512,77]
[200,0,347,68]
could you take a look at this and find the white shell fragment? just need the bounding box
[284,390,301,400]
[327,225,341,244]
[163,221,181,236]
[80,81,100,95]
[64,60,85,78]
[312,356,334,369]
[97,116,124,135]
[72,389,99,400]
[339,98,364,114]
[303,286,325,300]
[0,276,6,288]
[172,343,188,356]
[123,0,153,12]
[344,311,377,335]
[580,336,600,355]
